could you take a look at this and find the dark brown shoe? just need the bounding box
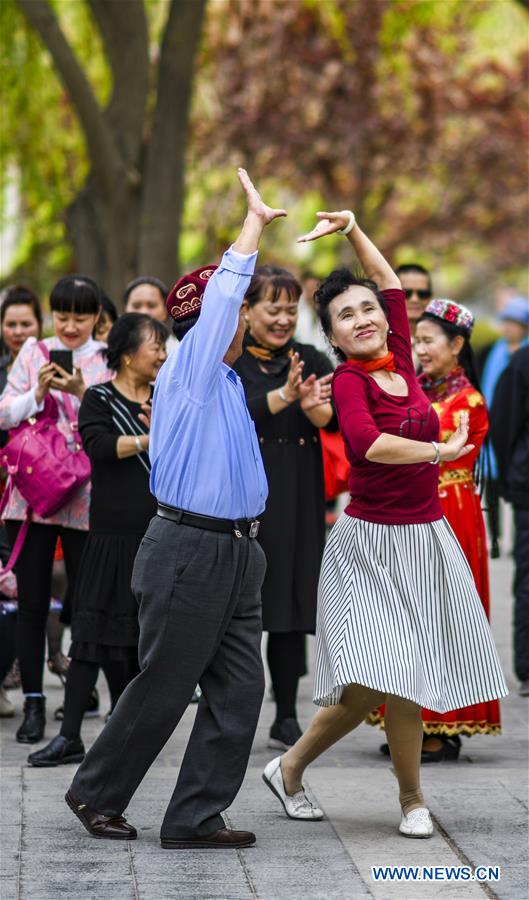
[161,827,256,850]
[65,789,137,840]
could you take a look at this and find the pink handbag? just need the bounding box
[0,393,91,519]
[0,342,91,574]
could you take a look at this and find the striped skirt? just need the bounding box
[314,514,508,712]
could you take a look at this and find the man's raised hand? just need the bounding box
[237,168,287,226]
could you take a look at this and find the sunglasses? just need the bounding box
[404,289,431,301]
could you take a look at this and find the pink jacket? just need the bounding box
[0,336,111,529]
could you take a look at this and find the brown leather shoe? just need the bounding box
[161,827,256,850]
[65,789,137,840]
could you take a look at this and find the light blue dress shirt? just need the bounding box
[149,246,268,519]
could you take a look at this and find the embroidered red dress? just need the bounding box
[368,367,501,736]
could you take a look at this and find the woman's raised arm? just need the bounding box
[298,211,400,291]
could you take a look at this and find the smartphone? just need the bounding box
[49,349,73,374]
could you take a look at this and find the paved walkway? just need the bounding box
[1,554,527,900]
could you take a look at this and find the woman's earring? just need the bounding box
[388,329,393,335]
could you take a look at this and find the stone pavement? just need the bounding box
[1,554,527,900]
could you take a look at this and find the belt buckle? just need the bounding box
[249,520,259,539]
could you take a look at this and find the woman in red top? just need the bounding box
[263,210,507,839]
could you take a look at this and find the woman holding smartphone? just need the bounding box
[0,276,110,744]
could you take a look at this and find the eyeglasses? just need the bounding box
[404,289,431,301]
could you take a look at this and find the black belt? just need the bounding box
[157,503,260,539]
[258,435,319,445]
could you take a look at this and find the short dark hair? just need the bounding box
[171,313,200,342]
[50,276,101,315]
[315,267,387,362]
[395,263,432,293]
[245,265,301,308]
[123,276,168,305]
[104,313,167,371]
[1,284,43,334]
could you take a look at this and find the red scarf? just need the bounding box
[347,351,396,373]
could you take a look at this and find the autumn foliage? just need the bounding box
[195,0,528,270]
[2,0,527,293]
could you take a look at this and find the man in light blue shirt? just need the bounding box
[69,170,287,850]
[149,247,268,520]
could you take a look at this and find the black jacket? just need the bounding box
[489,346,529,509]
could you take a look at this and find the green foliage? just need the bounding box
[1,0,91,285]
[194,0,527,298]
[1,0,527,306]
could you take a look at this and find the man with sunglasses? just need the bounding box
[395,264,432,371]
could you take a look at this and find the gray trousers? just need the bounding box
[71,515,266,838]
[513,507,529,682]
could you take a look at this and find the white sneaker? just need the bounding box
[399,807,433,838]
[262,756,323,821]
[0,687,15,718]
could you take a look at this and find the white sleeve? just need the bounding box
[0,386,45,428]
[0,340,45,429]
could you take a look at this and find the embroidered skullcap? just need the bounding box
[424,298,474,334]
[166,266,218,322]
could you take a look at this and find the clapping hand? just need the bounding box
[281,352,305,402]
[138,401,152,431]
[300,373,333,411]
[297,211,352,243]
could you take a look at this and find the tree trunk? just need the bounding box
[138,0,207,285]
[17,0,206,307]
[65,177,141,301]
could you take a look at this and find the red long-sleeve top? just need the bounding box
[332,288,442,525]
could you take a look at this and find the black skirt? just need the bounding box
[257,437,326,633]
[234,343,335,635]
[69,532,142,663]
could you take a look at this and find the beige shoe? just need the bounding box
[0,686,15,718]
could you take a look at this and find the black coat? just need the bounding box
[490,345,529,510]
[234,343,336,632]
